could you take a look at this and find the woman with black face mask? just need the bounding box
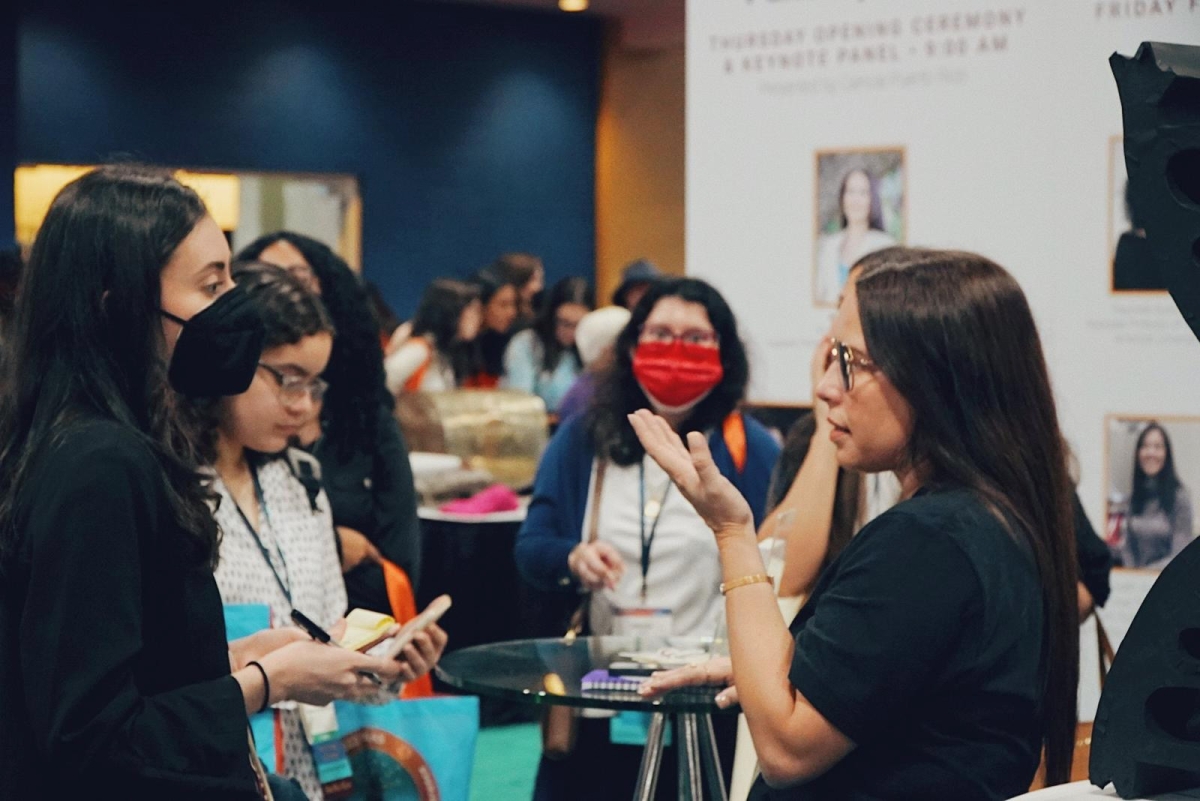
[0,166,409,799]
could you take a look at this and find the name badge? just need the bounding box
[298,703,355,798]
[611,606,673,638]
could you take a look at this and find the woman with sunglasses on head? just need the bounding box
[515,277,780,800]
[634,247,1079,799]
[0,166,414,799]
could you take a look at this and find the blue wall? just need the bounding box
[17,3,601,316]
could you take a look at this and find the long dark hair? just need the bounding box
[237,232,384,462]
[1130,422,1181,516]
[588,277,749,467]
[0,165,221,568]
[533,276,594,374]
[491,252,543,322]
[410,279,480,384]
[839,168,885,232]
[854,246,1078,784]
[472,263,517,315]
[187,261,335,465]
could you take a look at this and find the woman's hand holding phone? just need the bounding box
[377,595,451,687]
[256,640,408,706]
[390,623,449,684]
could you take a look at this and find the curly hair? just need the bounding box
[587,277,749,466]
[185,260,335,465]
[236,231,386,462]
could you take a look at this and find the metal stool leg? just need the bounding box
[678,713,703,800]
[633,712,668,801]
[698,714,728,801]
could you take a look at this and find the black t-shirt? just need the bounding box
[749,487,1045,801]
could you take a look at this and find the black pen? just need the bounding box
[291,609,332,643]
[290,609,383,687]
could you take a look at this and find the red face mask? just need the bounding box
[632,340,724,410]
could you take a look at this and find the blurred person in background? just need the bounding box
[385,279,482,394]
[503,276,593,414]
[239,232,422,611]
[470,264,521,388]
[611,257,663,311]
[493,251,544,326]
[555,305,631,424]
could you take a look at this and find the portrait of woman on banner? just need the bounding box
[1108,421,1196,570]
[813,151,904,307]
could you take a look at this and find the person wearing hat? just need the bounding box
[612,258,663,310]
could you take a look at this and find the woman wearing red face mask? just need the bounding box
[514,278,781,801]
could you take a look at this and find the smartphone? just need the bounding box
[379,594,452,660]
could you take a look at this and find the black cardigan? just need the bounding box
[0,419,260,799]
[314,402,422,613]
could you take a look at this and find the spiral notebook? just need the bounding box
[580,669,643,693]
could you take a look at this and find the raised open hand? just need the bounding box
[627,409,753,540]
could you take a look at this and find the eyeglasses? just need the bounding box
[638,325,720,348]
[258,363,328,405]
[825,338,877,391]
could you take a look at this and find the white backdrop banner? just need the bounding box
[686,0,1200,719]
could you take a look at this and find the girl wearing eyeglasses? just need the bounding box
[634,247,1078,799]
[238,232,423,618]
[191,261,446,799]
[515,277,781,800]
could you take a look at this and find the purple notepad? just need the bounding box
[580,669,643,692]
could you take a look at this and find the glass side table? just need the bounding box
[436,635,734,801]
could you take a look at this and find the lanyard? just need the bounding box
[638,461,672,603]
[231,465,293,607]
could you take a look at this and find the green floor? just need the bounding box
[469,723,540,801]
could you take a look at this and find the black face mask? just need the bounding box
[161,285,266,397]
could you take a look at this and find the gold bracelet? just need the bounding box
[719,573,774,595]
